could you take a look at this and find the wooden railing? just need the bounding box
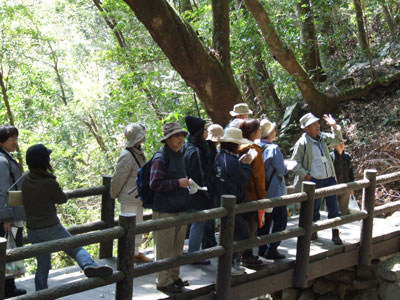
[1,170,400,300]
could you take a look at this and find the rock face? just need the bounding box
[377,254,400,282]
[278,252,400,300]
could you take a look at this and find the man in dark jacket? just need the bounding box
[150,122,189,294]
[330,141,355,215]
[181,115,212,264]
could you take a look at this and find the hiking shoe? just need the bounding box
[174,278,189,287]
[84,264,113,278]
[5,288,26,298]
[332,229,343,245]
[241,255,263,270]
[231,265,245,276]
[311,232,318,240]
[157,283,182,293]
[134,252,152,262]
[264,250,286,260]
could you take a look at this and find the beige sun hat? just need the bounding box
[217,127,252,144]
[125,123,146,147]
[229,103,253,116]
[299,112,320,129]
[160,122,188,142]
[260,118,277,138]
[206,124,224,142]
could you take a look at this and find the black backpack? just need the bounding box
[127,148,168,209]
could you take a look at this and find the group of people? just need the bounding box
[110,103,354,294]
[0,126,113,298]
[0,102,354,296]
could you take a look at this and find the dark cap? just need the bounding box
[184,115,206,136]
[26,144,52,169]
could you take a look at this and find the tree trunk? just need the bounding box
[379,0,397,36]
[353,0,369,52]
[212,0,232,75]
[244,0,335,116]
[123,0,242,126]
[296,0,326,82]
[0,71,24,170]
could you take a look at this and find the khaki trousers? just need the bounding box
[153,211,187,287]
[121,201,143,255]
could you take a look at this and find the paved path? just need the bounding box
[16,211,400,299]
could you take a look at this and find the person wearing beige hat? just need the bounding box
[149,122,190,293]
[111,123,151,263]
[214,127,253,276]
[227,103,253,128]
[257,118,288,260]
[291,113,344,245]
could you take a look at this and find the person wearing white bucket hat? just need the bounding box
[257,118,288,260]
[215,127,253,276]
[111,123,151,263]
[291,113,344,245]
[227,103,253,128]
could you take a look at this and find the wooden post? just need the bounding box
[359,169,377,266]
[115,213,136,300]
[294,181,315,288]
[216,195,236,300]
[100,175,115,258]
[0,237,6,300]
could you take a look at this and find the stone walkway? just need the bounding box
[15,211,400,299]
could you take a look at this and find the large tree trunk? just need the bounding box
[296,0,326,82]
[244,0,335,116]
[353,0,369,52]
[123,0,242,125]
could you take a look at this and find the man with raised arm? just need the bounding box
[291,113,344,245]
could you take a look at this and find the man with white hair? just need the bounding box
[291,113,344,245]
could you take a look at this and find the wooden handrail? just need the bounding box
[6,169,399,300]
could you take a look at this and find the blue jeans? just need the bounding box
[311,177,340,222]
[27,223,95,291]
[188,220,205,253]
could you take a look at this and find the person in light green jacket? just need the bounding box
[291,113,344,245]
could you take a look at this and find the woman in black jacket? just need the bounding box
[214,127,253,276]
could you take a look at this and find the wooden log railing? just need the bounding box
[3,170,400,300]
[0,214,135,300]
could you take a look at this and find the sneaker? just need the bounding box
[231,265,245,276]
[157,283,182,293]
[84,264,113,278]
[5,288,27,298]
[264,250,286,260]
[174,278,189,287]
[134,252,152,262]
[241,255,263,269]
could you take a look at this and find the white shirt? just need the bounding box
[309,136,334,179]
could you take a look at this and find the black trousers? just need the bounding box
[0,224,23,292]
